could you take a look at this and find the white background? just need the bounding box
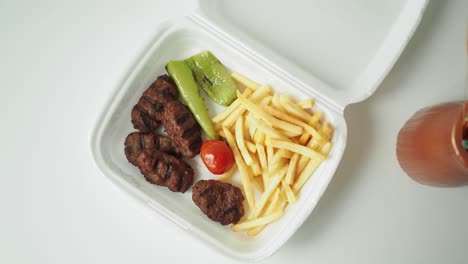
[1,0,467,263]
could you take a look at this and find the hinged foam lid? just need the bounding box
[194,0,427,109]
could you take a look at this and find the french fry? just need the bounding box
[253,175,264,193]
[297,99,315,109]
[275,148,294,159]
[278,126,303,138]
[296,120,322,140]
[218,163,237,182]
[256,143,268,170]
[260,171,269,189]
[297,116,332,173]
[267,139,326,162]
[320,141,332,155]
[296,158,310,176]
[222,105,246,128]
[293,135,302,144]
[281,180,296,203]
[268,189,282,208]
[267,158,288,178]
[292,159,319,194]
[247,189,281,236]
[245,112,256,138]
[277,199,287,212]
[253,84,272,98]
[260,95,272,106]
[298,112,323,144]
[279,94,314,122]
[222,86,271,128]
[235,116,253,165]
[248,123,256,139]
[250,155,262,176]
[247,224,264,236]
[271,93,284,110]
[237,90,278,126]
[298,136,322,173]
[298,132,310,145]
[269,149,293,166]
[293,142,332,194]
[265,106,322,140]
[321,122,334,141]
[309,122,332,145]
[231,72,260,90]
[249,166,288,219]
[247,201,287,236]
[307,135,323,149]
[244,115,252,136]
[214,119,222,129]
[217,129,226,138]
[246,114,286,140]
[279,187,288,203]
[223,128,255,209]
[238,92,303,136]
[266,140,274,165]
[232,209,284,232]
[212,89,253,123]
[253,130,265,145]
[248,84,272,103]
[245,140,257,153]
[309,111,323,129]
[285,153,299,184]
[297,137,322,175]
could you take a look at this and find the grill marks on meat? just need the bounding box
[130,74,202,157]
[151,74,179,100]
[131,74,178,133]
[162,100,202,158]
[126,74,200,193]
[135,150,193,193]
[131,105,161,133]
[124,73,247,224]
[131,92,166,133]
[124,132,180,166]
[192,180,245,225]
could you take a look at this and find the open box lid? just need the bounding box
[193,0,428,110]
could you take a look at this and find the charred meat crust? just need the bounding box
[151,74,179,100]
[130,75,178,133]
[192,180,245,225]
[135,150,194,193]
[130,74,202,157]
[131,104,161,133]
[162,100,202,158]
[124,132,181,166]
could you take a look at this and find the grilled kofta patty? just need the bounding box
[131,104,161,133]
[135,150,194,193]
[192,180,245,225]
[131,74,179,133]
[151,74,179,100]
[130,74,202,157]
[162,100,202,158]
[124,132,180,165]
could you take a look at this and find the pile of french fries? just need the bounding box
[212,72,333,236]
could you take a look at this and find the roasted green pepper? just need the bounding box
[185,51,237,106]
[166,60,218,139]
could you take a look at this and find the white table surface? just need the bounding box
[1,1,467,263]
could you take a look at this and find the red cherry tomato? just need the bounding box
[200,140,235,175]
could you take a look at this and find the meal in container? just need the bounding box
[123,50,334,235]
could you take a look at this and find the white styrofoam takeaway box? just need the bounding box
[91,0,428,261]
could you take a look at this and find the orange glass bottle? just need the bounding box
[396,101,468,186]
